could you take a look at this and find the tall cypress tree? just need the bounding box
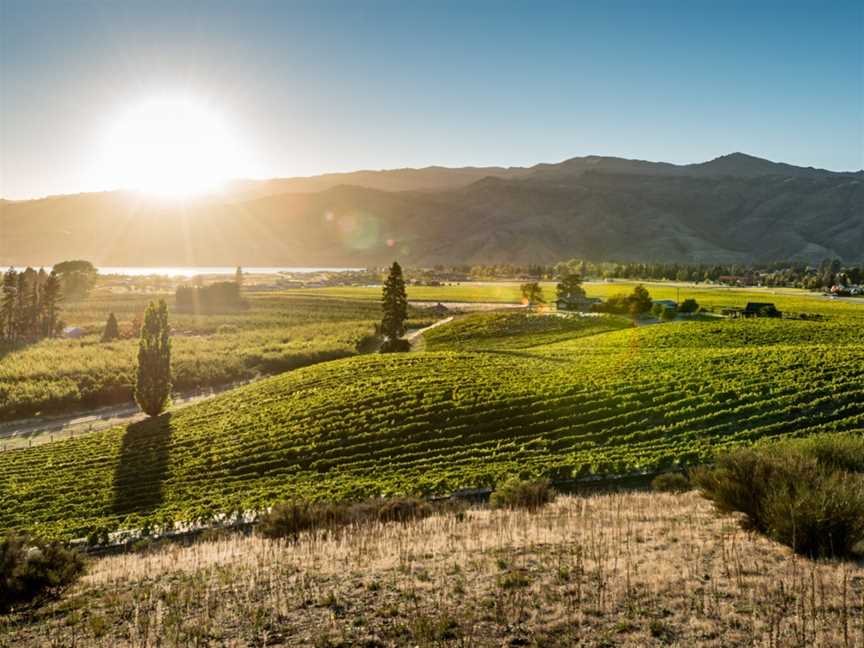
[381,261,407,341]
[135,300,172,417]
[101,312,120,342]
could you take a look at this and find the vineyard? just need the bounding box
[1,304,862,539]
[0,292,434,419]
[423,311,631,351]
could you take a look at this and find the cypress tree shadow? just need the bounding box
[112,413,173,516]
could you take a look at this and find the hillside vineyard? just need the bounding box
[2,314,862,539]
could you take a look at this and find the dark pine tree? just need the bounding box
[381,261,408,345]
[135,300,172,417]
[102,312,120,342]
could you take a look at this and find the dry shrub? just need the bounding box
[377,497,431,523]
[259,497,433,540]
[693,433,864,558]
[0,534,85,614]
[651,472,690,493]
[490,478,555,510]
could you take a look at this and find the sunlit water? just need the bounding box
[11,266,361,277]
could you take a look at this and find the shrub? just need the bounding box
[377,497,430,523]
[660,306,678,321]
[258,501,339,540]
[354,333,382,354]
[693,433,864,558]
[679,298,700,314]
[0,534,85,614]
[490,478,555,510]
[259,497,436,540]
[651,472,689,493]
[380,338,411,353]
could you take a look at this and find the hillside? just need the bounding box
[1,153,862,266]
[2,311,863,539]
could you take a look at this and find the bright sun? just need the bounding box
[100,97,247,197]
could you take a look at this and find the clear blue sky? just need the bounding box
[1,0,862,198]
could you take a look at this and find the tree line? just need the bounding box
[419,259,864,290]
[0,267,62,341]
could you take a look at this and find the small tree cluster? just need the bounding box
[135,300,172,417]
[0,267,62,342]
[596,284,653,318]
[52,260,98,301]
[556,274,585,302]
[520,282,545,309]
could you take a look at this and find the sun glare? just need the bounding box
[99,97,248,198]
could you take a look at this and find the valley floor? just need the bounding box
[3,491,861,647]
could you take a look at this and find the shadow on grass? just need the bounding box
[112,412,173,516]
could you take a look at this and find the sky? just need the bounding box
[1,0,862,199]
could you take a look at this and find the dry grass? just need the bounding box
[2,491,863,647]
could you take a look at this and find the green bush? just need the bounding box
[0,534,85,614]
[490,478,555,510]
[693,433,864,558]
[651,472,689,493]
[678,298,700,314]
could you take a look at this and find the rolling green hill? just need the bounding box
[2,311,863,540]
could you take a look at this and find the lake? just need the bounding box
[11,266,362,277]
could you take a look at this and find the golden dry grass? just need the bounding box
[2,491,863,647]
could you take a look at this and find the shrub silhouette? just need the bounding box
[651,472,690,493]
[0,534,85,614]
[693,434,864,558]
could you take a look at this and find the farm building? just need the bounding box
[722,302,781,318]
[556,296,601,312]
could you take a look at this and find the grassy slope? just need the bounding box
[5,491,863,647]
[2,308,863,539]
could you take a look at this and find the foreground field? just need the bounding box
[2,309,863,539]
[3,491,862,647]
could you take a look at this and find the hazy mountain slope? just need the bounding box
[226,164,533,198]
[1,154,861,266]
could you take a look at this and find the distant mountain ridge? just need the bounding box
[1,153,862,266]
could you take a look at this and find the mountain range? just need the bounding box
[1,152,861,267]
